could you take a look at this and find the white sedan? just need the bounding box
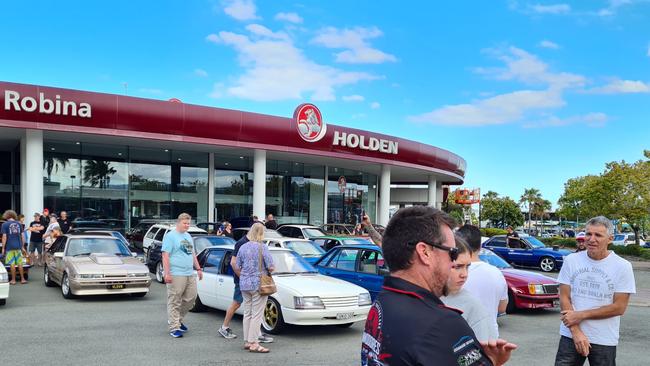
[191,244,372,334]
[0,264,8,305]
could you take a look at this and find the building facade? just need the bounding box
[0,81,465,231]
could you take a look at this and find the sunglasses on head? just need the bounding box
[408,240,459,261]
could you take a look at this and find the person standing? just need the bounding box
[360,206,516,366]
[57,211,72,234]
[222,222,234,239]
[236,223,274,353]
[442,235,497,343]
[505,226,519,248]
[1,210,27,284]
[162,213,203,338]
[27,213,46,266]
[43,215,60,251]
[264,214,278,230]
[457,224,509,337]
[554,216,636,366]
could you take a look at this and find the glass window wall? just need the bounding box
[266,160,324,226]
[327,167,377,225]
[214,155,253,222]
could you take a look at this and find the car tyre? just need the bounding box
[155,261,164,283]
[506,290,517,314]
[61,273,75,299]
[539,257,556,272]
[190,295,207,312]
[262,297,285,334]
[44,266,55,287]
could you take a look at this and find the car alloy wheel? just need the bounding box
[61,273,74,299]
[44,266,54,287]
[156,262,164,283]
[262,297,285,334]
[540,257,556,272]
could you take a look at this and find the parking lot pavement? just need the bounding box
[2,269,649,366]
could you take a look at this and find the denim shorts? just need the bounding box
[233,282,243,303]
[29,241,43,254]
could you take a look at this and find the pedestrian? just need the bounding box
[162,213,203,338]
[505,226,519,248]
[361,206,516,366]
[222,222,233,239]
[43,215,60,251]
[18,214,28,244]
[264,214,277,230]
[1,210,27,284]
[218,229,274,344]
[57,211,72,234]
[554,216,636,366]
[441,235,497,342]
[236,223,275,353]
[360,214,383,247]
[27,212,46,266]
[457,224,509,338]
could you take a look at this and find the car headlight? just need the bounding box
[358,293,372,306]
[0,272,8,283]
[79,274,105,279]
[128,273,149,277]
[294,296,325,309]
[528,284,545,295]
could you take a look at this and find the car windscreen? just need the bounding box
[526,237,546,248]
[204,236,236,246]
[342,238,374,245]
[264,230,283,238]
[67,238,131,256]
[111,232,129,245]
[284,241,325,257]
[479,249,512,269]
[271,251,317,274]
[614,234,625,241]
[303,228,327,238]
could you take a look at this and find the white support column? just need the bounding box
[428,175,437,207]
[378,164,391,226]
[436,181,443,210]
[252,149,266,220]
[208,152,215,222]
[323,165,328,224]
[21,130,43,217]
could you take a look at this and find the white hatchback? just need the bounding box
[192,244,372,334]
[0,264,9,305]
[142,223,207,255]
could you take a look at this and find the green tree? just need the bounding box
[83,160,117,189]
[481,191,524,229]
[520,188,542,233]
[43,156,70,182]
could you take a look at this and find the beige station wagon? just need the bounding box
[44,233,151,299]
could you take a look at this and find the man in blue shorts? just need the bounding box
[1,210,27,284]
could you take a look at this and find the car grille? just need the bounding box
[544,284,559,294]
[320,296,358,308]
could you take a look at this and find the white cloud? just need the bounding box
[596,0,634,17]
[539,40,560,49]
[206,34,221,44]
[222,0,259,21]
[530,3,571,14]
[342,95,365,102]
[139,88,163,95]
[370,102,381,109]
[194,68,208,77]
[586,79,650,94]
[275,12,303,24]
[410,46,587,126]
[311,26,397,64]
[524,112,609,128]
[206,27,379,101]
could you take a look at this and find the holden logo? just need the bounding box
[294,103,326,142]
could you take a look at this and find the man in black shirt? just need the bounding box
[57,211,72,234]
[27,213,46,266]
[505,226,519,248]
[264,214,278,230]
[361,206,517,366]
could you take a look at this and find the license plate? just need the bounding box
[553,299,560,307]
[109,284,125,289]
[336,312,354,320]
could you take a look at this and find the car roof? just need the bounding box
[201,244,291,253]
[336,243,381,250]
[150,224,206,232]
[266,237,313,242]
[64,234,121,239]
[278,224,321,228]
[311,235,365,240]
[68,231,116,236]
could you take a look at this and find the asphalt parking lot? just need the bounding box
[1,267,649,366]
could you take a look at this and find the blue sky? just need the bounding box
[2,0,649,208]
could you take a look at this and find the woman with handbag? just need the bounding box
[236,223,275,353]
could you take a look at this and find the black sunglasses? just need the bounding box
[409,241,459,261]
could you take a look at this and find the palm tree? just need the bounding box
[520,188,542,233]
[532,199,552,234]
[43,156,70,182]
[83,160,117,189]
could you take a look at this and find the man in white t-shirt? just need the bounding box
[554,216,636,366]
[457,225,508,338]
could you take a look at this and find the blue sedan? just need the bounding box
[482,235,572,272]
[313,244,387,301]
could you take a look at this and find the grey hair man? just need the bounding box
[554,216,636,366]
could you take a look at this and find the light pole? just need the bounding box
[70,175,76,191]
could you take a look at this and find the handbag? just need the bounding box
[258,244,276,296]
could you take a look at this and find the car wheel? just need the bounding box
[506,290,516,314]
[539,257,556,272]
[336,322,354,328]
[130,292,147,298]
[61,273,75,299]
[155,261,164,283]
[262,297,285,334]
[44,266,55,287]
[190,295,207,313]
[0,298,5,306]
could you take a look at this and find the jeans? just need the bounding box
[555,336,617,366]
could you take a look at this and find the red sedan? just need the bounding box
[479,248,559,313]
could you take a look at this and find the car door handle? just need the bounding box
[218,278,224,283]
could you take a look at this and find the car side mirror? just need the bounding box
[54,252,64,259]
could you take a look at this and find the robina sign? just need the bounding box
[4,90,92,118]
[294,103,398,155]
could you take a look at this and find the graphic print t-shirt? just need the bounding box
[2,220,23,250]
[558,251,636,346]
[29,221,46,242]
[161,230,194,276]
